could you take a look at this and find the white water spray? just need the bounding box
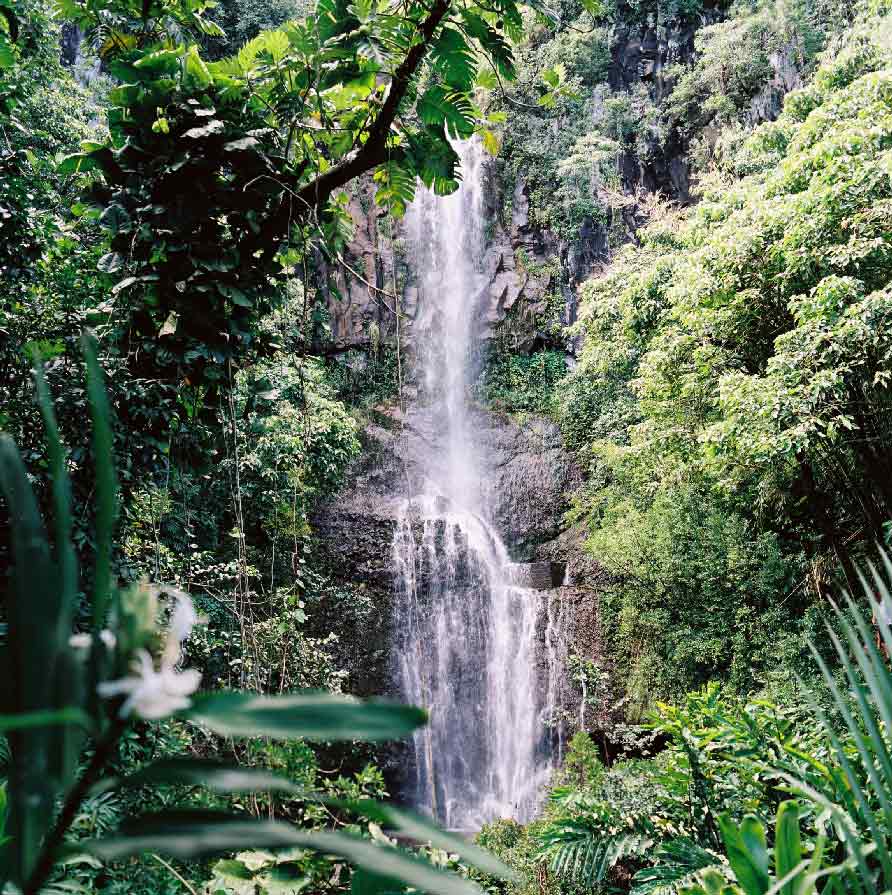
[391,142,560,829]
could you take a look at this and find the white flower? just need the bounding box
[69,630,117,651]
[98,649,201,720]
[69,633,91,650]
[97,591,203,721]
[167,592,201,651]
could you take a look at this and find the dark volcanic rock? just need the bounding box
[313,405,581,571]
[480,411,582,559]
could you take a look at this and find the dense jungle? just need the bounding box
[3,0,892,889]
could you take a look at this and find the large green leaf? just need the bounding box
[186,691,426,741]
[429,27,476,91]
[77,812,481,895]
[0,708,91,733]
[105,759,307,795]
[0,435,64,883]
[718,815,770,895]
[31,358,77,647]
[56,152,100,175]
[373,161,417,216]
[459,11,513,80]
[336,801,516,881]
[82,334,118,633]
[774,801,801,895]
[0,438,59,711]
[417,86,475,140]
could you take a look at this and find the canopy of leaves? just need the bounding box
[58,0,532,386]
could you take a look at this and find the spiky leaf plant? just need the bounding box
[538,554,892,895]
[779,554,892,895]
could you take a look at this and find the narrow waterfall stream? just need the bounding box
[391,142,562,830]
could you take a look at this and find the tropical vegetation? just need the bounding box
[5,0,892,888]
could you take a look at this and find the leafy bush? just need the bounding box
[561,8,892,702]
[477,349,567,416]
[535,684,824,893]
[324,348,401,408]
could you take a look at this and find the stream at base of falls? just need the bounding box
[390,141,567,830]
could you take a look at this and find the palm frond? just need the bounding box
[789,552,892,895]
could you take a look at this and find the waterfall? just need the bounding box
[391,142,559,829]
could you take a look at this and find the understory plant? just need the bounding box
[0,337,513,894]
[534,555,892,895]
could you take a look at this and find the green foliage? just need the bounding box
[477,349,567,416]
[58,0,530,386]
[523,563,892,895]
[664,0,841,136]
[493,7,614,242]
[0,1,99,288]
[233,358,361,524]
[207,0,313,58]
[537,801,653,890]
[588,473,805,707]
[0,352,513,895]
[553,732,605,790]
[561,8,892,703]
[474,818,571,895]
[324,349,401,408]
[532,682,836,895]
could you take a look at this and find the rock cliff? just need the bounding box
[312,2,811,369]
[311,401,602,695]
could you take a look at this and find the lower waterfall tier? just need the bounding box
[311,405,607,825]
[392,507,553,828]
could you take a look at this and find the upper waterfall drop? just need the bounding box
[391,141,564,830]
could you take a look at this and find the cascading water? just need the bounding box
[391,142,561,830]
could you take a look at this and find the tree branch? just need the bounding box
[292,0,452,215]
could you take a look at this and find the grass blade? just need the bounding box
[81,333,118,631]
[30,356,77,639]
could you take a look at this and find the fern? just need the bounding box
[632,839,726,895]
[537,797,656,889]
[543,823,652,888]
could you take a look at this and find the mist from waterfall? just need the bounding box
[391,141,561,830]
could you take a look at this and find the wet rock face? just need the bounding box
[313,402,608,755]
[606,12,718,206]
[60,23,82,66]
[478,411,582,559]
[536,585,605,740]
[310,404,584,710]
[313,180,405,353]
[746,42,804,126]
[312,405,582,571]
[316,161,564,361]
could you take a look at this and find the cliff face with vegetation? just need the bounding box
[320,0,832,372]
[314,0,850,729]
